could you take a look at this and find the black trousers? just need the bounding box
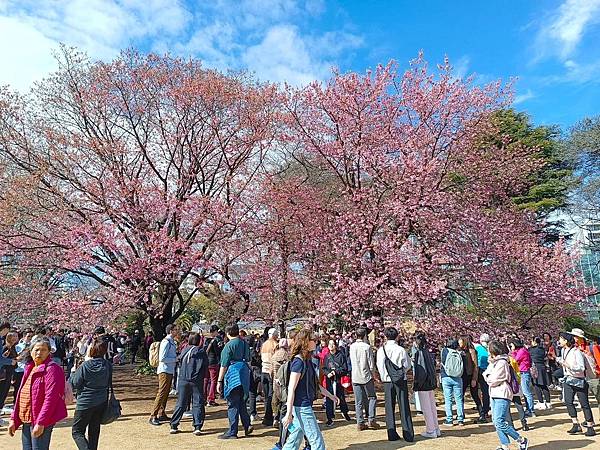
[477,372,491,416]
[462,373,483,414]
[260,373,274,424]
[383,380,414,442]
[130,347,139,364]
[534,384,551,403]
[247,369,259,416]
[564,381,594,424]
[170,380,205,430]
[325,377,349,420]
[0,367,15,409]
[72,402,106,450]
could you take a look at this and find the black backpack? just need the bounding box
[383,345,405,383]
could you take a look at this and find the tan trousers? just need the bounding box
[151,372,173,418]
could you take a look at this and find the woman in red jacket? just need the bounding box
[8,336,68,450]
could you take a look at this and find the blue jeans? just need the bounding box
[282,405,325,450]
[225,386,250,437]
[22,424,54,450]
[520,371,534,413]
[491,398,521,446]
[441,376,464,422]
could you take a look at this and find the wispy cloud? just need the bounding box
[514,89,535,105]
[0,0,362,90]
[535,0,600,61]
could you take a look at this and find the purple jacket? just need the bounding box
[511,347,532,373]
[11,357,68,429]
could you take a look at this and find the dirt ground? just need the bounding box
[0,365,598,449]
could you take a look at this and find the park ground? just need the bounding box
[0,365,599,449]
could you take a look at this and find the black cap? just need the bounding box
[94,326,106,335]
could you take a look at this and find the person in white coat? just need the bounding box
[376,327,413,442]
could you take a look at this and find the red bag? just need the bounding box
[340,375,352,393]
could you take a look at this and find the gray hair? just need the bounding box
[30,336,52,351]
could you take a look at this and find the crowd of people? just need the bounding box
[1,318,600,450]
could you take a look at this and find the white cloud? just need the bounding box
[514,89,535,105]
[536,0,600,61]
[452,55,470,79]
[0,0,362,90]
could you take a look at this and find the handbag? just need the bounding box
[101,361,122,425]
[564,375,586,389]
[530,364,539,380]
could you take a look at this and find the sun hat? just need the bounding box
[570,328,586,339]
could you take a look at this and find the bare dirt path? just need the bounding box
[0,365,598,449]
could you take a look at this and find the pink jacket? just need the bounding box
[511,347,532,373]
[11,358,68,429]
[483,355,513,400]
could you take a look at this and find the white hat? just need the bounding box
[570,328,586,339]
[268,328,279,337]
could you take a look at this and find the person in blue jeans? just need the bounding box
[282,329,339,450]
[483,340,529,450]
[217,323,253,439]
[509,339,535,416]
[440,338,465,425]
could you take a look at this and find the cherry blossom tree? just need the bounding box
[0,48,280,337]
[282,56,586,334]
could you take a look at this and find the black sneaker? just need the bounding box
[193,427,202,436]
[584,426,596,437]
[567,423,582,434]
[169,428,179,434]
[218,433,238,439]
[521,419,529,431]
[245,425,254,437]
[326,419,334,427]
[157,415,172,422]
[518,437,529,450]
[148,418,161,426]
[343,412,352,421]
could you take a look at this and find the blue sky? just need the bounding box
[1,0,599,129]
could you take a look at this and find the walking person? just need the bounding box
[542,333,559,387]
[529,337,551,410]
[70,337,110,450]
[323,339,351,426]
[203,325,223,407]
[169,333,208,435]
[459,335,483,419]
[509,339,535,417]
[271,337,290,430]
[349,328,378,430]
[507,354,530,431]
[412,332,440,438]
[282,329,339,450]
[377,327,414,442]
[143,331,154,362]
[475,333,492,422]
[149,325,180,426]
[130,330,141,365]
[260,328,279,426]
[483,340,529,450]
[557,331,596,436]
[217,323,253,440]
[440,338,465,426]
[8,336,68,450]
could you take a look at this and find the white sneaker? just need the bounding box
[169,389,177,396]
[545,402,552,409]
[1,407,13,415]
[183,411,193,418]
[420,431,438,438]
[534,403,546,410]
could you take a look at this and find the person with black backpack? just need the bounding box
[412,333,440,439]
[440,338,465,426]
[203,325,223,407]
[376,327,413,442]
